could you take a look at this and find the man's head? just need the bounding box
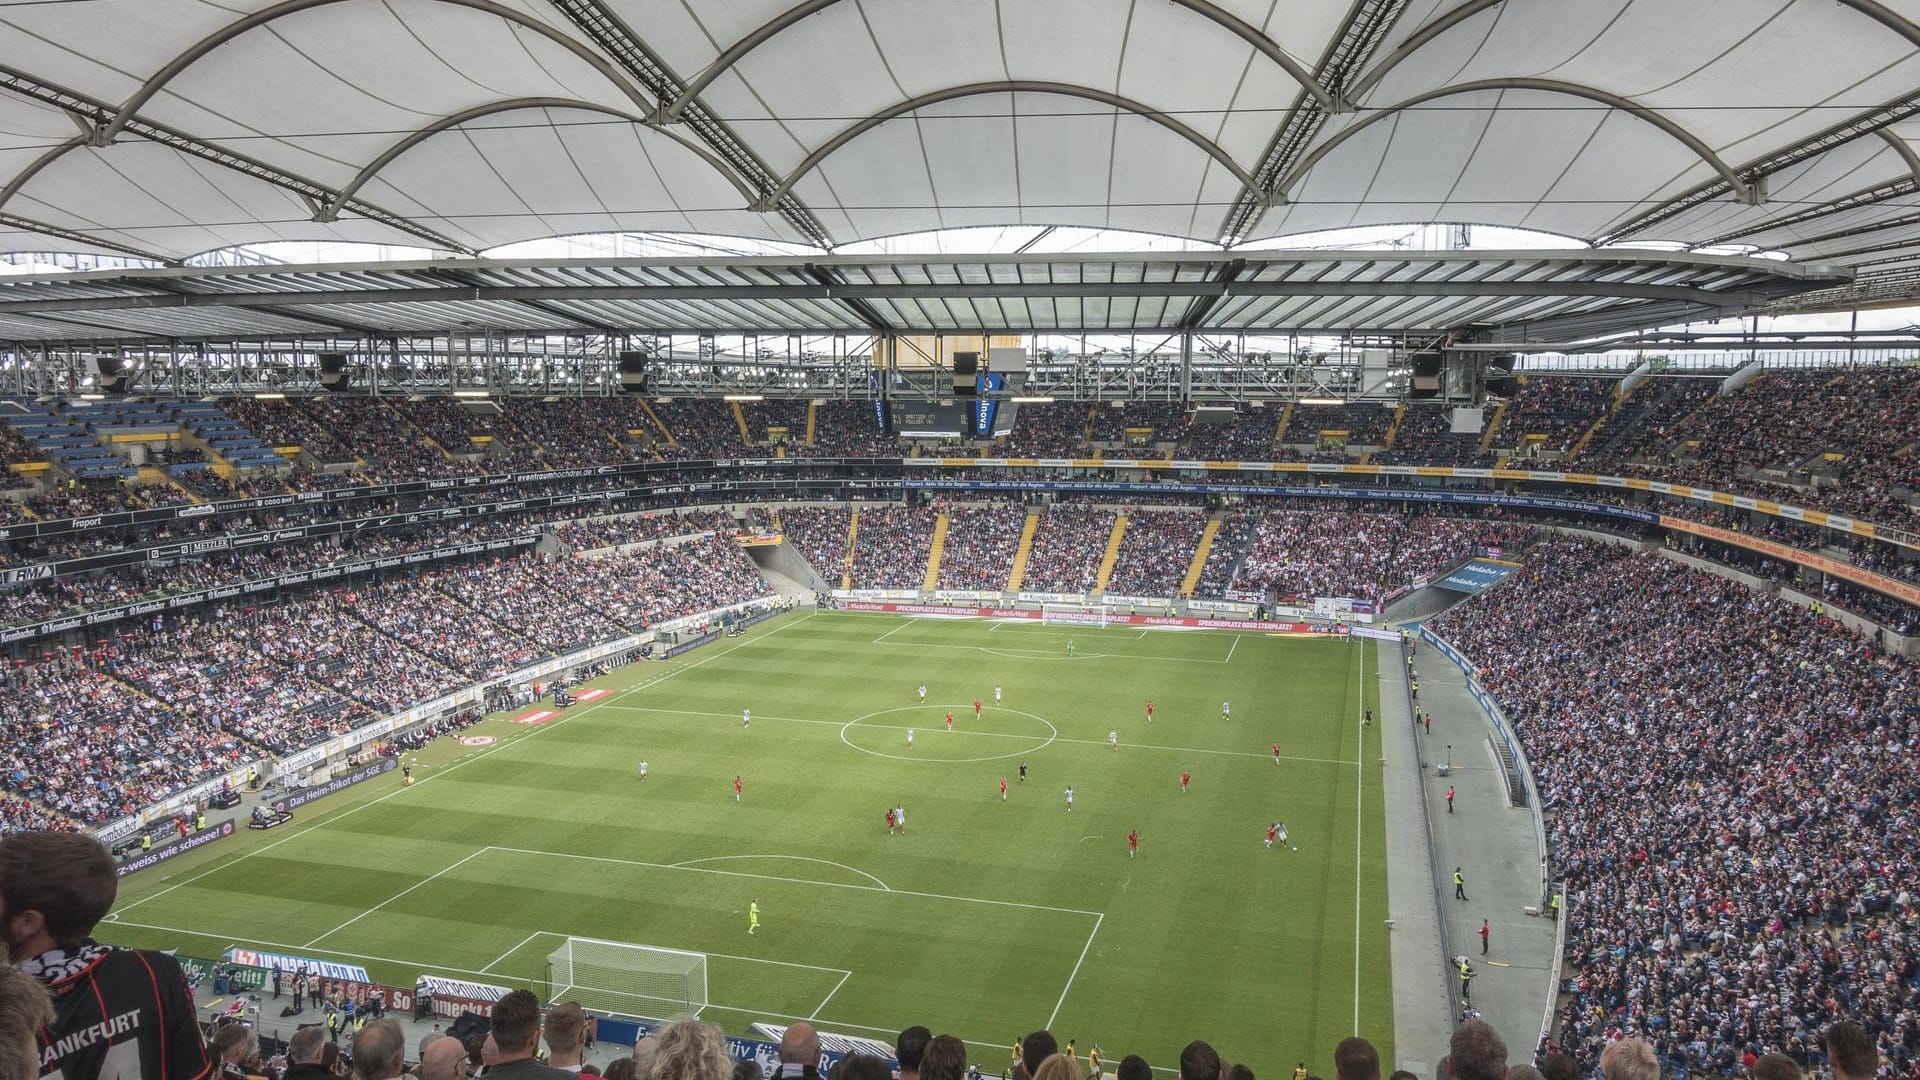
[1596,1039,1658,1080]
[489,989,544,1060]
[0,963,53,1080]
[1227,1065,1257,1080]
[897,1026,934,1077]
[1538,1054,1577,1080]
[922,1035,969,1080]
[1752,1055,1798,1080]
[288,1025,326,1066]
[210,1023,258,1067]
[1023,1031,1059,1078]
[545,1001,587,1065]
[1335,1038,1381,1080]
[351,1018,406,1080]
[780,1021,821,1067]
[418,1036,468,1080]
[1506,1066,1545,1080]
[1179,1041,1225,1080]
[1118,1057,1152,1080]
[1827,1021,1878,1080]
[0,831,117,961]
[1389,1072,1419,1080]
[634,1035,659,1076]
[1448,1021,1508,1080]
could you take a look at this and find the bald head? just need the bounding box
[419,1036,469,1080]
[782,1024,821,1066]
[352,1018,406,1080]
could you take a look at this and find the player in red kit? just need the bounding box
[1127,830,1139,859]
[1272,743,1282,765]
[1145,701,1154,722]
[974,699,982,718]
[999,777,1008,801]
[946,710,954,732]
[1179,770,1191,793]
[733,775,743,802]
[1265,823,1279,849]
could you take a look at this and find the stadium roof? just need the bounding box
[0,250,1849,342]
[0,0,1911,335]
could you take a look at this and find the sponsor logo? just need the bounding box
[0,565,52,585]
[459,736,497,746]
[276,757,398,812]
[71,515,105,529]
[177,504,217,517]
[117,819,236,876]
[513,710,556,725]
[575,688,608,701]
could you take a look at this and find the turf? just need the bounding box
[103,610,1392,1075]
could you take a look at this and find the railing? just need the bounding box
[1417,626,1564,1049]
[1400,636,1462,1025]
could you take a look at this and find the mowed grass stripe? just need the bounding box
[108,611,1391,1076]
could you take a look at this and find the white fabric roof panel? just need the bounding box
[2,0,1918,313]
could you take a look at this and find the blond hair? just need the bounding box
[650,1016,732,1080]
[1034,1055,1086,1080]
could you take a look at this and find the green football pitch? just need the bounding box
[103,610,1392,1075]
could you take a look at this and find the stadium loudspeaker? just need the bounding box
[1411,374,1442,399]
[952,350,979,398]
[85,354,129,395]
[617,351,650,393]
[1411,350,1442,377]
[317,352,350,393]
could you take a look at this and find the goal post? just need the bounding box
[1040,603,1108,627]
[545,937,709,1018]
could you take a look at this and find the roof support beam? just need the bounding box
[805,265,893,334]
[0,64,477,254]
[320,97,760,219]
[0,212,176,264]
[667,0,1340,122]
[1695,173,1920,248]
[96,0,658,147]
[1216,0,1414,244]
[755,82,1264,211]
[427,267,616,334]
[1269,78,1753,205]
[543,0,833,247]
[1178,258,1246,329]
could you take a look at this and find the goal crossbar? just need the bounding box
[546,936,709,1018]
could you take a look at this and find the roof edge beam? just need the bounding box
[666,0,1339,123]
[321,97,759,218]
[1346,0,1504,102]
[0,212,177,264]
[754,81,1263,212]
[98,0,658,147]
[1272,78,1751,204]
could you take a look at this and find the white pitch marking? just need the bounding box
[1044,912,1103,1029]
[670,855,893,892]
[113,612,818,917]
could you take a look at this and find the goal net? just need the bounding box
[1040,603,1108,627]
[546,937,708,1018]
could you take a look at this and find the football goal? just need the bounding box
[546,937,709,1017]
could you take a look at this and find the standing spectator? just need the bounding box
[1,831,210,1080]
[1826,1022,1878,1080]
[652,1016,733,1080]
[771,1023,823,1080]
[1334,1039,1379,1080]
[1179,1042,1225,1080]
[483,990,573,1079]
[544,1001,589,1074]
[1597,1040,1658,1080]
[898,1026,933,1080]
[416,1036,468,1080]
[349,1018,405,1080]
[1449,1021,1507,1080]
[281,1028,331,1080]
[922,1036,970,1080]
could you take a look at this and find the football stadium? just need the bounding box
[0,5,1917,1080]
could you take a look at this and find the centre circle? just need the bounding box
[838,705,1058,762]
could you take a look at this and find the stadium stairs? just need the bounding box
[922,512,949,591]
[730,401,752,443]
[391,403,463,466]
[1566,392,1623,459]
[1179,513,1223,597]
[1272,401,1294,447]
[638,400,678,448]
[840,510,859,590]
[1005,509,1041,590]
[1382,403,1406,450]
[1092,512,1128,594]
[804,402,817,445]
[1476,396,1511,454]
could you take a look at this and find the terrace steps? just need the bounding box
[730,401,752,444]
[805,402,818,445]
[1179,514,1223,597]
[1092,513,1128,594]
[841,509,859,591]
[923,512,949,591]
[1006,510,1041,591]
[638,400,677,447]
[1273,401,1295,446]
[1383,403,1407,449]
[1477,396,1511,454]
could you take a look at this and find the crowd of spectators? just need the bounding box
[936,501,1028,590]
[434,555,626,655]
[296,397,469,480]
[1021,505,1118,593]
[1577,378,1716,463]
[556,509,736,551]
[1284,403,1396,446]
[1104,510,1206,597]
[654,399,745,459]
[1232,508,1530,602]
[798,401,900,457]
[1194,511,1256,596]
[1185,411,1279,459]
[499,398,655,469]
[0,791,75,833]
[1433,539,1920,1075]
[849,507,935,589]
[1004,403,1090,457]
[1497,376,1616,455]
[1089,402,1191,445]
[0,648,252,823]
[525,538,774,631]
[1377,406,1485,465]
[778,505,853,584]
[221,397,356,463]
